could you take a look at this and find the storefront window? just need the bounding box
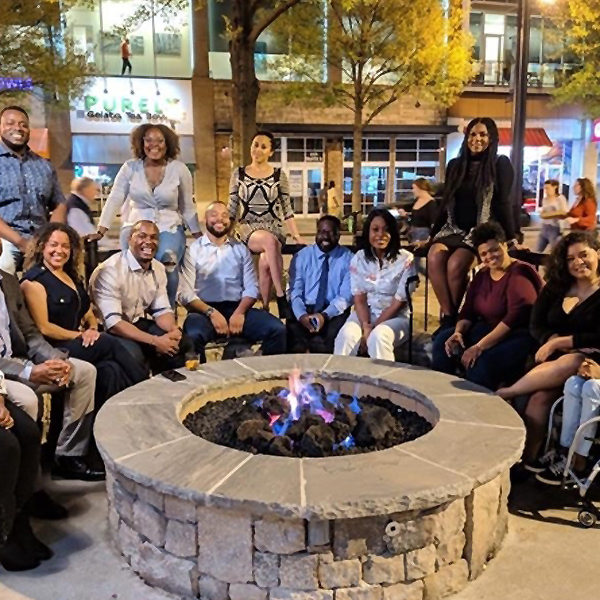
[343,138,391,162]
[342,167,388,216]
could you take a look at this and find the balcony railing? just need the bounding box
[469,60,580,89]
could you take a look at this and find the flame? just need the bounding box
[287,368,302,420]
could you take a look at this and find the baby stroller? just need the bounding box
[544,396,600,527]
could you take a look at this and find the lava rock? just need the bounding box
[268,436,294,457]
[299,424,335,457]
[353,404,397,446]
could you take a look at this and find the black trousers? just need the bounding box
[0,401,40,544]
[117,318,193,375]
[286,308,350,354]
[121,58,132,75]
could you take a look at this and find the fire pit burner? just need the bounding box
[184,372,432,457]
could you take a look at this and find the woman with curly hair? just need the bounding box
[497,232,600,471]
[20,223,148,411]
[93,123,202,305]
[423,118,516,331]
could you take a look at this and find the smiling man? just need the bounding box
[179,201,286,362]
[0,106,67,273]
[89,220,192,373]
[287,215,353,354]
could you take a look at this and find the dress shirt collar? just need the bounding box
[314,243,341,260]
[125,249,152,273]
[0,139,33,160]
[199,234,233,249]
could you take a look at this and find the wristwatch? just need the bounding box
[205,307,215,317]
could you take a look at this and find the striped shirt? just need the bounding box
[0,140,65,237]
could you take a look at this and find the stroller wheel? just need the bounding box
[577,510,597,528]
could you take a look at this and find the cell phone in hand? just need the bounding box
[161,369,187,382]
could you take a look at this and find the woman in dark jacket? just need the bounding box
[498,232,600,470]
[423,118,516,330]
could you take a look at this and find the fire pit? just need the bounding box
[96,355,525,600]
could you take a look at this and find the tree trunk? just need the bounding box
[352,107,364,213]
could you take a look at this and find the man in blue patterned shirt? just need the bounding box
[0,106,67,272]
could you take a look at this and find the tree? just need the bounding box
[115,0,306,164]
[550,0,600,115]
[0,0,94,105]
[272,0,473,210]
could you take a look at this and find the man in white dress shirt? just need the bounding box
[89,220,192,373]
[179,202,286,362]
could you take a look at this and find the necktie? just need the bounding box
[314,254,330,314]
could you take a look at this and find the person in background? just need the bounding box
[93,123,202,306]
[422,117,516,332]
[497,232,600,472]
[90,220,193,375]
[334,208,417,361]
[179,202,286,362]
[121,38,132,76]
[287,216,353,354]
[536,179,568,252]
[550,177,597,234]
[66,177,99,238]
[229,130,305,318]
[432,222,542,391]
[327,180,339,214]
[0,106,67,273]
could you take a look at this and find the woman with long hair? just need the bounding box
[93,123,202,306]
[497,232,600,471]
[229,130,305,318]
[546,177,597,234]
[334,208,417,360]
[424,118,516,330]
[536,179,568,252]
[20,223,148,411]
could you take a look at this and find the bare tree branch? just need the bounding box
[250,0,304,43]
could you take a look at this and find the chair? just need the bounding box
[405,274,420,365]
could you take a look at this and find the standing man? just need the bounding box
[327,180,340,215]
[90,220,192,373]
[121,38,132,76]
[180,201,286,362]
[287,215,353,354]
[0,106,67,273]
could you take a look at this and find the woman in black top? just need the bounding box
[423,118,516,329]
[21,224,148,411]
[497,232,600,469]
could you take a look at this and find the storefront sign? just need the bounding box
[70,77,193,135]
[592,118,600,143]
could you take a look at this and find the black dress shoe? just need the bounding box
[52,456,106,482]
[27,490,68,520]
[12,513,53,561]
[0,539,40,572]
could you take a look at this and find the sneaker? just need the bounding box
[522,449,557,473]
[536,455,569,486]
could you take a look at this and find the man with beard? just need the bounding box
[0,106,67,273]
[90,220,192,373]
[179,201,286,362]
[287,215,353,353]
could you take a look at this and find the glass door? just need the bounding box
[287,167,323,216]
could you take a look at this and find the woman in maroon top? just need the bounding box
[432,222,542,390]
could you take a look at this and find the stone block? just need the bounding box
[383,581,424,600]
[318,554,361,588]
[197,507,253,583]
[334,515,387,559]
[133,499,167,547]
[270,590,334,600]
[335,585,384,600]
[115,471,137,495]
[423,560,468,600]
[308,519,331,547]
[198,574,229,600]
[108,504,120,534]
[137,483,165,511]
[113,479,135,526]
[363,555,405,585]
[436,533,465,569]
[230,583,268,600]
[254,516,306,554]
[405,545,436,581]
[165,494,197,523]
[464,476,502,579]
[118,519,142,562]
[254,551,279,588]
[279,553,319,590]
[165,518,197,558]
[131,541,198,598]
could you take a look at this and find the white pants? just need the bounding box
[334,311,409,361]
[5,380,39,420]
[561,376,600,457]
[0,239,17,274]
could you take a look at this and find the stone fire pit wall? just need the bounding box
[96,355,525,600]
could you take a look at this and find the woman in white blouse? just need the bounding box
[334,208,417,361]
[94,124,201,305]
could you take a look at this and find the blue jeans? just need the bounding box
[121,225,186,307]
[183,302,286,362]
[536,223,561,252]
[561,376,600,457]
[431,322,536,391]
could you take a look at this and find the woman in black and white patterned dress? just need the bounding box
[229,131,305,318]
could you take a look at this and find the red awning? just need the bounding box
[498,127,553,147]
[29,128,49,158]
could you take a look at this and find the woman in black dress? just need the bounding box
[423,118,516,330]
[21,224,148,411]
[497,232,600,470]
